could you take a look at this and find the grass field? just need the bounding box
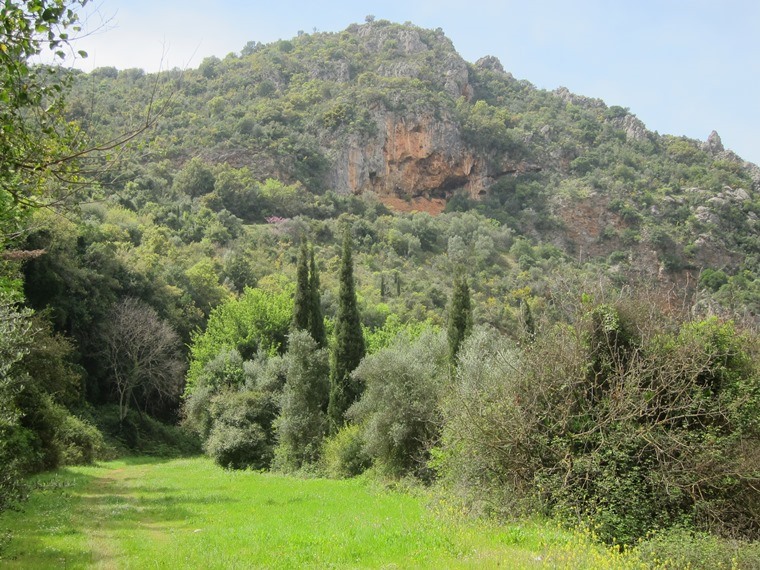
[0,456,648,569]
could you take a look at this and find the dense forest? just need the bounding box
[2,1,759,562]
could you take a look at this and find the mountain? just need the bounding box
[50,18,759,332]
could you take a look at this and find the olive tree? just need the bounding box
[349,329,448,477]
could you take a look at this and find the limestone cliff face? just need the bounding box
[328,111,495,200]
[321,22,521,203]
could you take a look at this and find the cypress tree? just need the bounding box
[521,297,536,342]
[291,240,310,333]
[308,247,326,348]
[447,273,473,365]
[328,231,365,432]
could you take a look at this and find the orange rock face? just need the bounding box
[341,114,490,202]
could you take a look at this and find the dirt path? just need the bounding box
[81,464,170,568]
[83,467,125,569]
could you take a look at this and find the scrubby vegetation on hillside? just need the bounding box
[1,2,759,561]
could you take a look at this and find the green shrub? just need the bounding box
[47,402,104,465]
[320,424,371,478]
[94,405,201,457]
[204,390,277,469]
[636,527,760,570]
[439,303,760,544]
[182,385,214,440]
[273,331,329,472]
[205,423,272,470]
[349,330,448,478]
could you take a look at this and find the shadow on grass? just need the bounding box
[0,456,227,567]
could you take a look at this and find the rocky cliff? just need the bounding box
[316,22,528,203]
[329,112,489,201]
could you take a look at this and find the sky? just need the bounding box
[71,0,760,166]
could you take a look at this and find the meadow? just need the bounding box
[0,456,648,569]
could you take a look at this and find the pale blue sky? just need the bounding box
[74,0,760,166]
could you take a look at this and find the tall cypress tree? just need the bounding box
[308,247,326,348]
[447,273,473,366]
[521,297,536,342]
[291,240,310,333]
[328,231,365,432]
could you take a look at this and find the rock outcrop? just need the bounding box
[322,23,521,203]
[703,130,725,155]
[328,111,498,200]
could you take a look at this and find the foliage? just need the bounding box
[320,424,372,478]
[185,287,293,395]
[308,246,327,347]
[364,313,439,354]
[172,157,215,197]
[0,295,34,513]
[0,291,108,517]
[636,527,760,570]
[350,330,448,477]
[0,0,89,248]
[328,232,365,432]
[204,390,277,470]
[273,331,329,472]
[438,304,760,544]
[291,240,311,333]
[42,398,103,466]
[447,273,472,365]
[288,239,327,349]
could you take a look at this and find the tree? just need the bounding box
[447,273,472,365]
[204,389,277,470]
[308,246,326,348]
[102,298,185,422]
[185,287,293,396]
[274,330,329,471]
[0,0,92,513]
[0,1,162,253]
[349,330,448,477]
[0,295,34,514]
[290,240,326,348]
[440,307,760,544]
[172,157,215,198]
[0,0,87,246]
[291,240,310,333]
[328,232,365,432]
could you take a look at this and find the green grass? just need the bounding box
[0,456,646,569]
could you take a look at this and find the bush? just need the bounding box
[204,390,277,469]
[636,527,760,570]
[438,303,760,544]
[349,329,448,478]
[47,402,104,465]
[94,405,201,458]
[436,326,525,515]
[182,385,214,440]
[205,423,272,470]
[320,424,371,478]
[185,288,293,396]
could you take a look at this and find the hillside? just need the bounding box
[9,18,755,405]
[62,19,760,312]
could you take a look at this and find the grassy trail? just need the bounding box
[0,457,640,569]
